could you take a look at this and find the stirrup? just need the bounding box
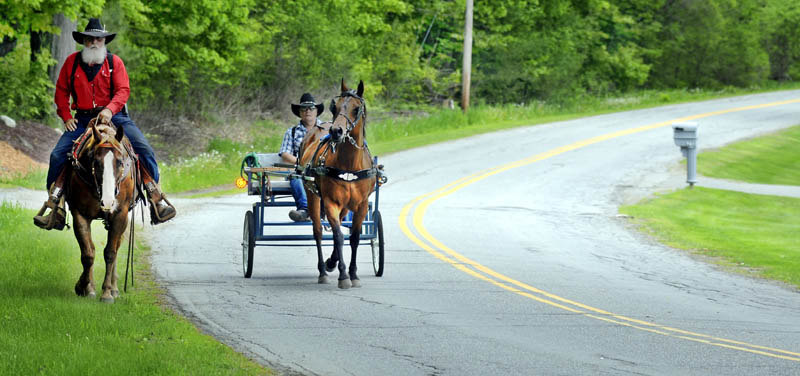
[148,196,176,225]
[33,198,67,231]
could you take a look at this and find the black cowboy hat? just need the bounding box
[291,93,324,117]
[72,18,116,44]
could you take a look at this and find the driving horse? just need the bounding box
[67,118,137,303]
[299,80,378,289]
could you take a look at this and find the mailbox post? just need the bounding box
[672,122,699,187]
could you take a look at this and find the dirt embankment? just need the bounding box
[0,121,60,180]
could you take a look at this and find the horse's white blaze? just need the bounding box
[101,152,116,211]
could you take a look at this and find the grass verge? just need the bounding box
[622,124,800,289]
[7,84,800,193]
[620,187,800,288]
[0,202,268,375]
[156,83,800,193]
[698,125,800,185]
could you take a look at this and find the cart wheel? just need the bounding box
[370,210,384,277]
[242,210,255,278]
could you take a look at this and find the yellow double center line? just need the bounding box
[399,98,800,362]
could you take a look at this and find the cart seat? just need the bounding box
[245,153,294,196]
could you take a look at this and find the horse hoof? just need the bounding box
[325,258,337,272]
[100,296,114,304]
[111,290,120,298]
[318,275,328,284]
[338,279,351,289]
[76,288,95,298]
[350,279,361,288]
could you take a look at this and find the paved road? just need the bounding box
[5,91,799,375]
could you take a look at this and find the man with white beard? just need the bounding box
[34,18,176,230]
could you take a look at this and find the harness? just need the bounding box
[300,91,377,197]
[307,136,378,179]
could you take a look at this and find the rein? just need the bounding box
[300,91,376,196]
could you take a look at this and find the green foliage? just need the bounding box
[650,0,769,88]
[246,0,430,106]
[0,0,103,39]
[762,1,800,80]
[121,0,255,104]
[3,0,800,136]
[0,38,54,119]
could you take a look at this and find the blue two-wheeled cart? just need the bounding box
[239,153,385,278]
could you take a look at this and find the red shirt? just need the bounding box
[54,51,131,123]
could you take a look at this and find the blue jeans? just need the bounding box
[290,178,354,226]
[289,178,307,211]
[46,112,160,188]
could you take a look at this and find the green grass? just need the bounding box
[621,187,800,288]
[157,84,800,193]
[622,125,800,288]
[6,84,800,194]
[0,202,269,375]
[698,125,800,185]
[0,168,46,190]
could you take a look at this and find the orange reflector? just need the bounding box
[235,177,247,189]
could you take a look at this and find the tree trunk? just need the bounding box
[0,36,17,58]
[30,30,44,62]
[49,13,77,84]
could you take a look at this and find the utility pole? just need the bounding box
[461,0,473,112]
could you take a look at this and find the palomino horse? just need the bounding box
[299,80,378,289]
[67,119,137,303]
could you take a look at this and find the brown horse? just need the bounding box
[67,119,137,303]
[299,80,377,289]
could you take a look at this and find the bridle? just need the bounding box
[300,90,377,194]
[89,140,133,199]
[330,90,367,150]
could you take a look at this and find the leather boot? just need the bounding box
[145,181,176,224]
[33,170,67,230]
[140,168,176,224]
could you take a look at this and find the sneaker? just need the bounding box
[289,209,309,222]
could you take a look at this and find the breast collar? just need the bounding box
[299,135,377,197]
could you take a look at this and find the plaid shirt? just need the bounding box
[279,119,322,158]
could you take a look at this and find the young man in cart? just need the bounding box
[278,93,327,222]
